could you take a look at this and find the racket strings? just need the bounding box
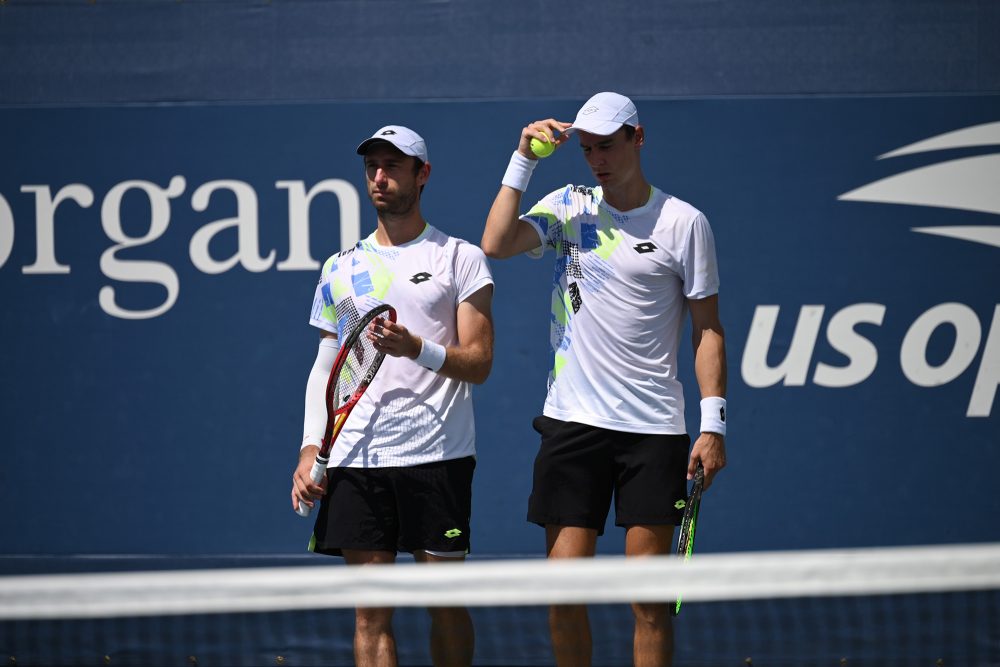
[335,332,381,405]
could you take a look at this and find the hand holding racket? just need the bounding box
[295,303,397,517]
[672,463,705,616]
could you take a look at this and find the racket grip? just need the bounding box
[295,458,329,518]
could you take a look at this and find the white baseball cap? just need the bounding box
[565,92,639,136]
[356,125,429,163]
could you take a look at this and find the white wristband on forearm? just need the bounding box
[501,151,537,192]
[414,338,446,372]
[301,337,339,450]
[700,396,727,436]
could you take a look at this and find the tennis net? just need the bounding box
[2,543,999,666]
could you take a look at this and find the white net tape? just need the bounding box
[3,543,999,620]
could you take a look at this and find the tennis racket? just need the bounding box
[671,463,705,616]
[295,303,397,517]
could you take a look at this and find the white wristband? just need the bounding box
[700,397,727,436]
[414,338,446,372]
[501,151,538,192]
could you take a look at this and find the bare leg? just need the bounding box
[625,525,675,667]
[545,525,598,667]
[344,550,398,667]
[413,550,475,667]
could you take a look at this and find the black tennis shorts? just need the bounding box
[311,456,475,557]
[527,416,690,535]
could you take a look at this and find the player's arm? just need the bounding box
[482,188,538,259]
[290,331,336,511]
[369,284,495,384]
[688,294,727,490]
[481,119,570,259]
[440,284,495,384]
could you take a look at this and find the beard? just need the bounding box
[369,185,419,218]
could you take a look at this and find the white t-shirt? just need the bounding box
[521,185,719,434]
[309,224,493,467]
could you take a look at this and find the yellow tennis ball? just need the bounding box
[530,136,555,158]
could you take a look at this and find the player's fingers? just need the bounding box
[704,447,726,474]
[529,119,563,141]
[291,473,308,499]
[549,120,572,139]
[369,318,388,337]
[291,486,312,510]
[380,318,407,338]
[305,478,324,497]
[293,465,322,496]
[522,121,548,142]
[368,326,397,350]
[295,483,321,506]
[541,120,573,141]
[703,458,725,491]
[686,454,700,481]
[531,126,552,142]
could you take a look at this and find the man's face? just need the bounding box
[576,126,643,190]
[362,143,427,216]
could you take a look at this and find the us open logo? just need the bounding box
[838,120,1000,249]
[742,121,1000,418]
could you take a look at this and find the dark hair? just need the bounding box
[413,158,426,196]
[623,125,637,140]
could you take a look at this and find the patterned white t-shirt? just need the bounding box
[309,224,493,467]
[521,185,720,434]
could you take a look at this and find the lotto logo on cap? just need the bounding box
[356,125,429,163]
[566,92,639,136]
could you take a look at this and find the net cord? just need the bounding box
[2,543,999,620]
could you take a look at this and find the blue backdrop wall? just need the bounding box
[1,1,998,562]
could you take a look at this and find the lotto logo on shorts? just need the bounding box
[444,528,462,538]
[674,499,687,510]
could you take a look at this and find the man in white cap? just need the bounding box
[482,93,727,666]
[293,125,495,667]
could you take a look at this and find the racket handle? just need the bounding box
[295,457,329,518]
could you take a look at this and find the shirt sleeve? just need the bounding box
[681,213,721,300]
[453,241,495,303]
[308,255,340,335]
[519,186,569,259]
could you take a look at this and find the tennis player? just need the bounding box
[481,92,727,666]
[292,125,494,667]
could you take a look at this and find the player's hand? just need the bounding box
[517,119,572,160]
[688,432,726,491]
[367,315,421,359]
[291,445,327,511]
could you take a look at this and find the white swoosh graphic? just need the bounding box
[839,154,1000,216]
[878,121,1000,159]
[838,122,1000,249]
[910,226,1000,248]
